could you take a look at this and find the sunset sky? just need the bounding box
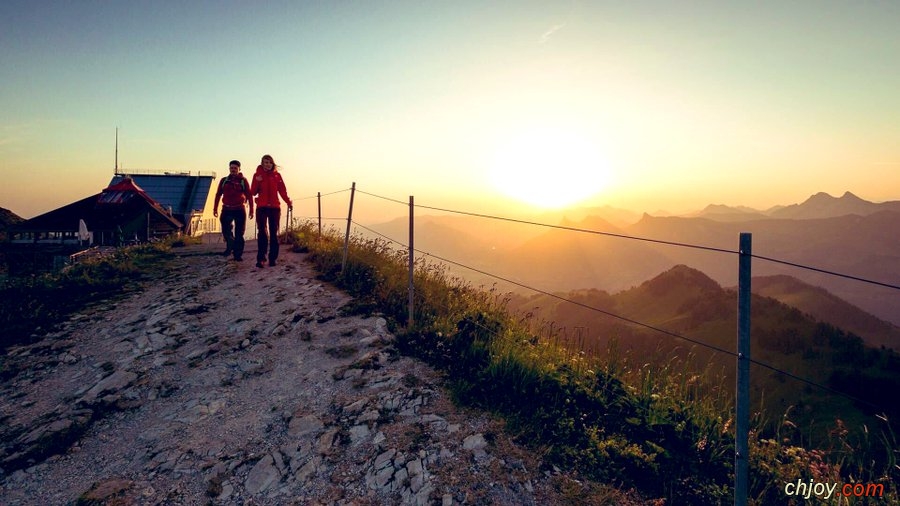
[2,0,898,220]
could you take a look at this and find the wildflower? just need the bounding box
[696,436,708,451]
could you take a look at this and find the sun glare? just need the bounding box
[488,127,610,209]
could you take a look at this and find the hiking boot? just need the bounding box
[255,261,264,268]
[222,249,232,257]
[269,260,277,267]
[234,256,243,261]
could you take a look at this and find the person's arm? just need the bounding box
[213,178,224,217]
[244,176,255,218]
[278,176,292,210]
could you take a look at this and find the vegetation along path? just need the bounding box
[0,240,635,505]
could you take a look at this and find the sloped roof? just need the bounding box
[14,178,182,232]
[109,173,215,216]
[14,195,99,232]
[1,207,24,228]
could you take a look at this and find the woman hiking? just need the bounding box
[250,154,292,268]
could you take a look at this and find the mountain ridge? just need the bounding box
[751,274,900,350]
[665,191,900,222]
[509,264,900,447]
[769,191,900,220]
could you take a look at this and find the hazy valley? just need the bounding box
[369,191,900,329]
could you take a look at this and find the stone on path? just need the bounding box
[288,413,324,437]
[245,454,281,495]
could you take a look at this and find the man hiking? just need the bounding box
[213,160,254,261]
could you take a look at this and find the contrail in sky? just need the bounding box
[540,23,565,44]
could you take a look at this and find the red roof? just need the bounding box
[97,177,158,207]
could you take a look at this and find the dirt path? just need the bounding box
[0,239,585,505]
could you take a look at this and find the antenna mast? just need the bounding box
[115,127,119,175]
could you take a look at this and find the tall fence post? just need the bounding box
[735,232,752,506]
[317,191,322,240]
[341,182,356,273]
[408,195,414,328]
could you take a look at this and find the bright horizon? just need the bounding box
[2,1,899,221]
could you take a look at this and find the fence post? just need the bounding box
[286,206,293,235]
[317,192,322,240]
[341,182,356,273]
[735,232,751,506]
[408,195,414,328]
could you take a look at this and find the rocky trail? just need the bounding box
[0,240,593,505]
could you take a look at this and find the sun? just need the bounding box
[488,127,610,209]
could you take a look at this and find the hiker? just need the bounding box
[250,154,292,268]
[213,160,254,261]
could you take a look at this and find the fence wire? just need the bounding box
[345,218,888,414]
[354,187,900,291]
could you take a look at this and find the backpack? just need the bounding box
[219,175,247,193]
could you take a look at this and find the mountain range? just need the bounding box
[366,192,900,330]
[694,191,900,221]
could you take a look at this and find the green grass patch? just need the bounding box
[0,236,186,352]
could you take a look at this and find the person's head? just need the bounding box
[261,154,275,171]
[228,160,241,175]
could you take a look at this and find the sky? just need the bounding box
[2,0,899,221]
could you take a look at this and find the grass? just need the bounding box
[286,221,898,505]
[0,235,199,353]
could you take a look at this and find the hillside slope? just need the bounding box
[752,275,900,350]
[510,265,900,442]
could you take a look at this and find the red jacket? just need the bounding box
[214,174,253,210]
[251,166,292,209]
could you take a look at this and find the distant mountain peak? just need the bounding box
[806,191,863,203]
[640,264,722,295]
[771,191,888,220]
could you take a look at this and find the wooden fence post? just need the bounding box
[408,195,414,328]
[341,182,356,273]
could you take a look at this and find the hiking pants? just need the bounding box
[220,208,247,258]
[256,207,281,263]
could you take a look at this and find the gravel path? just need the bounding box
[0,239,599,505]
